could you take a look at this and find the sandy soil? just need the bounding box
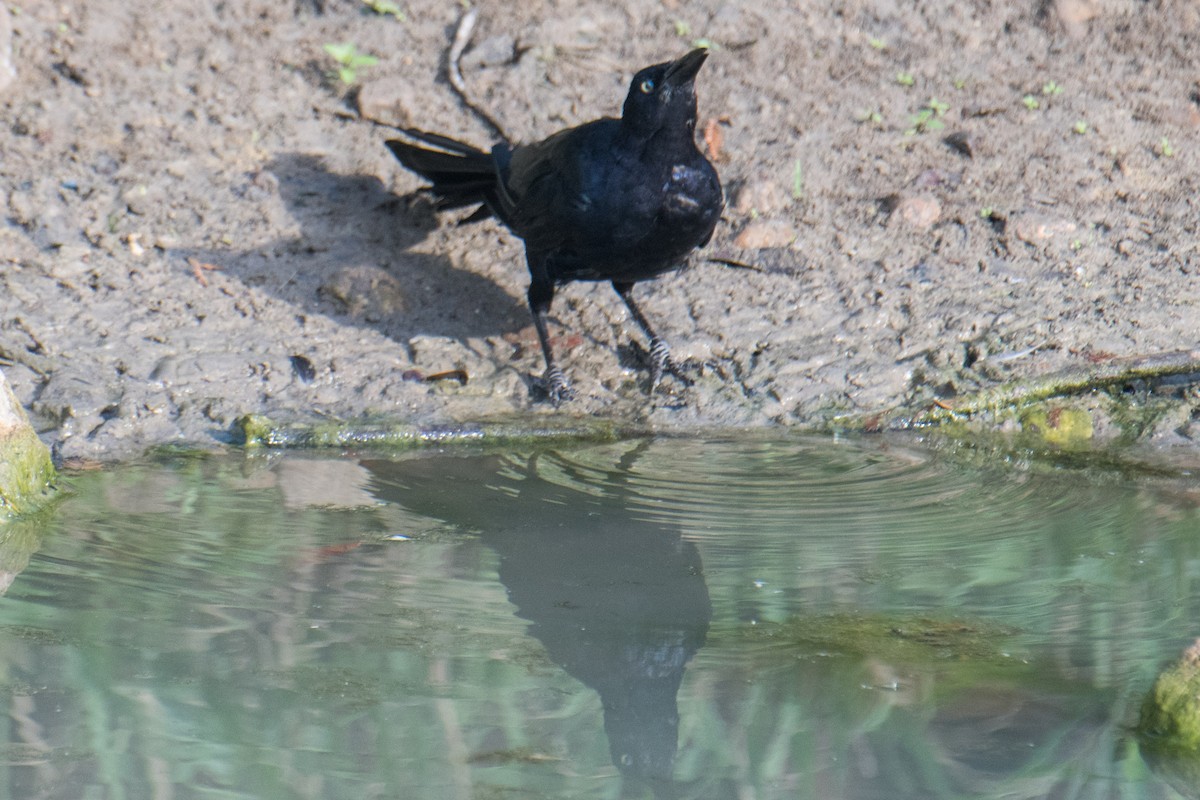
[1,0,1198,460]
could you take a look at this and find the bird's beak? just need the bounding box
[663,48,708,86]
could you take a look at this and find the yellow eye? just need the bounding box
[639,78,655,94]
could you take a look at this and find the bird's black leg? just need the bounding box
[528,276,574,404]
[612,281,692,392]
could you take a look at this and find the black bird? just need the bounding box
[385,48,723,403]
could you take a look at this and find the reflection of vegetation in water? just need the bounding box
[540,438,1200,797]
[0,453,642,798]
[678,613,1147,799]
[0,443,1198,798]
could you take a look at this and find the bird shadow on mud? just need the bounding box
[192,152,527,345]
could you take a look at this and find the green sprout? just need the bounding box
[952,77,967,90]
[868,37,887,50]
[980,207,995,219]
[674,19,691,37]
[1073,120,1088,135]
[362,0,405,20]
[1022,94,1040,110]
[895,71,915,87]
[905,98,948,135]
[1159,136,1175,158]
[856,107,884,126]
[323,42,378,85]
[791,160,804,200]
[1042,80,1063,96]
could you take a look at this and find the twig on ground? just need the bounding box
[187,257,221,287]
[840,349,1200,432]
[447,9,511,144]
[706,255,764,272]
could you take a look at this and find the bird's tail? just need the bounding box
[385,129,497,213]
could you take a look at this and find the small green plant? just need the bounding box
[1073,120,1088,135]
[896,71,914,87]
[1070,238,1084,251]
[980,206,995,219]
[952,77,967,90]
[868,36,887,50]
[691,37,718,51]
[1159,136,1175,158]
[855,107,884,125]
[791,160,804,200]
[674,19,691,37]
[324,42,378,85]
[1042,80,1063,96]
[905,97,948,135]
[362,0,405,20]
[1022,94,1040,110]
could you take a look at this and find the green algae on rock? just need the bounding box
[0,369,56,519]
[234,413,636,450]
[1139,639,1200,754]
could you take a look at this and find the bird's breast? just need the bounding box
[663,164,707,214]
[660,161,721,231]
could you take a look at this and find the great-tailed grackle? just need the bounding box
[385,48,723,403]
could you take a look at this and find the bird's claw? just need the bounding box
[538,365,575,405]
[648,338,694,392]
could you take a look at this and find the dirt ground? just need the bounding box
[1,0,1198,461]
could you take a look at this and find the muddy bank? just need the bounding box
[2,0,1198,461]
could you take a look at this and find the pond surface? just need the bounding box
[1,436,1199,799]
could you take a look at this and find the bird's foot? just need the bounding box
[536,365,575,405]
[648,338,694,392]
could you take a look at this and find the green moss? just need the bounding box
[1139,643,1200,753]
[234,414,631,450]
[1019,404,1093,448]
[0,425,57,519]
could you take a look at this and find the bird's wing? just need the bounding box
[501,120,618,253]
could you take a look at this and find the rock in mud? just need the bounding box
[1013,214,1078,245]
[894,194,942,230]
[733,178,792,217]
[734,220,797,249]
[357,79,422,128]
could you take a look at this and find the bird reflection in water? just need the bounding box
[364,440,711,794]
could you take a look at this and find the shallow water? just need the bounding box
[1,436,1199,799]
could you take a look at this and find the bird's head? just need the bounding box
[620,48,708,139]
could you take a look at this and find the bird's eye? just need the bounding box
[639,78,655,94]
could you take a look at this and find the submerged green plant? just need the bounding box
[323,42,378,85]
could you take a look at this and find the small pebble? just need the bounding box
[895,194,941,230]
[1013,214,1077,244]
[733,178,791,217]
[734,220,797,249]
